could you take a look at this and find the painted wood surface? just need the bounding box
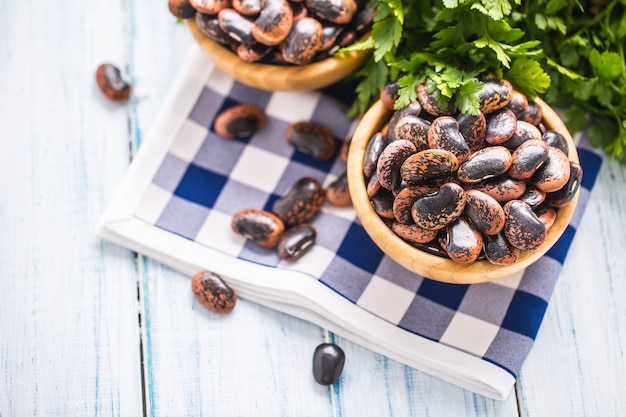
[0,1,624,416]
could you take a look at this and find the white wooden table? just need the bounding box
[1,2,624,416]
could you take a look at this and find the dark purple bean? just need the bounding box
[542,130,570,156]
[439,218,483,263]
[483,233,520,265]
[484,108,517,145]
[272,176,326,227]
[363,132,386,179]
[392,184,439,224]
[505,90,528,115]
[371,188,396,219]
[219,8,256,45]
[428,116,470,163]
[376,139,417,190]
[285,121,336,161]
[196,13,237,46]
[457,146,512,184]
[276,224,317,260]
[312,343,345,385]
[305,0,357,24]
[411,183,467,231]
[533,147,571,193]
[503,200,546,251]
[503,120,543,152]
[518,185,546,207]
[516,100,543,126]
[546,161,582,208]
[508,139,549,180]
[463,189,505,235]
[457,111,486,152]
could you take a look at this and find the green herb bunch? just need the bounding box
[345,0,626,163]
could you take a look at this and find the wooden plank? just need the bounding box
[0,1,143,416]
[516,158,626,416]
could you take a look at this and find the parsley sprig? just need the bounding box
[344,0,626,164]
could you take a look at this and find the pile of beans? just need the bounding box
[168,0,373,65]
[364,77,583,265]
[216,103,351,260]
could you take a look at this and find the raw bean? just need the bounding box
[276,224,317,260]
[391,221,438,244]
[366,169,381,197]
[349,6,375,33]
[516,100,543,126]
[457,111,486,152]
[439,218,483,263]
[483,233,520,265]
[232,0,261,16]
[463,189,505,235]
[236,42,273,62]
[380,81,400,110]
[518,185,546,207]
[457,146,512,184]
[319,23,343,51]
[214,103,265,139]
[417,79,456,116]
[465,175,526,203]
[391,114,431,151]
[169,0,197,18]
[505,90,529,115]
[484,108,517,145]
[542,130,570,155]
[285,121,336,161]
[281,17,323,65]
[306,0,358,25]
[533,147,571,193]
[386,101,422,141]
[191,270,237,313]
[191,0,231,14]
[219,8,256,45]
[507,139,549,180]
[196,13,237,46]
[428,116,470,163]
[371,189,395,219]
[546,161,582,208]
[252,0,293,45]
[325,172,351,206]
[535,206,557,230]
[376,139,417,190]
[400,149,459,184]
[392,184,439,224]
[477,79,513,114]
[363,132,386,178]
[312,343,345,385]
[95,63,132,101]
[411,183,467,231]
[272,176,325,227]
[503,120,542,152]
[503,200,546,251]
[231,208,285,248]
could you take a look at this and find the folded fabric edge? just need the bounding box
[97,216,515,400]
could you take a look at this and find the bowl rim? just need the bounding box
[346,98,580,284]
[185,17,372,92]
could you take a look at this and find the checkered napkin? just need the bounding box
[97,44,603,400]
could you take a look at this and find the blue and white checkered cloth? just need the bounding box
[98,45,603,400]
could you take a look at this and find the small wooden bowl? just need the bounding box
[186,18,372,91]
[346,99,580,284]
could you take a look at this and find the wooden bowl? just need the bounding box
[346,99,580,284]
[186,18,372,91]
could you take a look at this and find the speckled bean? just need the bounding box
[400,149,459,184]
[546,161,582,208]
[463,189,505,235]
[281,17,323,64]
[285,121,336,161]
[457,111,486,152]
[484,108,517,145]
[503,200,546,251]
[325,172,351,206]
[363,132,386,178]
[457,146,512,184]
[392,184,439,224]
[533,147,571,193]
[477,79,513,114]
[542,130,570,155]
[191,270,237,313]
[483,233,520,265]
[428,116,470,163]
[391,114,431,151]
[411,183,467,231]
[276,224,317,260]
[507,139,549,180]
[214,103,265,139]
[391,221,438,244]
[231,208,285,248]
[252,0,293,45]
[95,63,132,101]
[465,175,526,203]
[272,176,325,227]
[439,218,483,263]
[376,139,417,190]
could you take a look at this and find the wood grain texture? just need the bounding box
[1,0,625,415]
[0,1,143,416]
